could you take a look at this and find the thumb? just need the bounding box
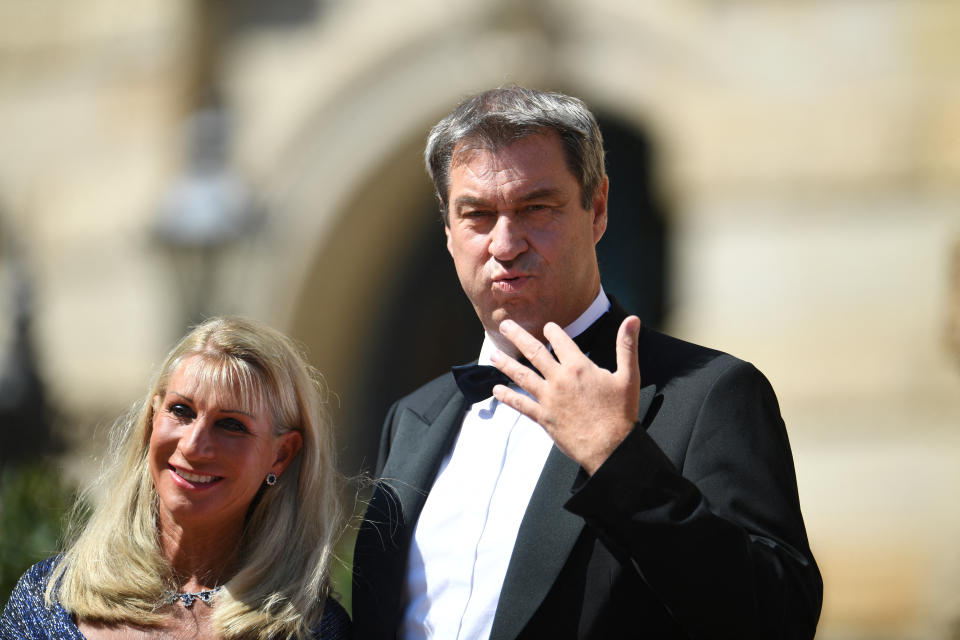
[615,316,642,384]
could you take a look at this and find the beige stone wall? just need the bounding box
[0,0,194,415]
[1,1,958,636]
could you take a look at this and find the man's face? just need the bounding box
[444,131,608,350]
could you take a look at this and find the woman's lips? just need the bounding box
[169,465,222,488]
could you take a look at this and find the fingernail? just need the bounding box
[500,320,516,333]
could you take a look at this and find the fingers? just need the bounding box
[616,316,642,384]
[498,320,560,374]
[542,322,582,362]
[490,348,545,396]
[491,384,543,422]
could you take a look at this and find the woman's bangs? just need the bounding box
[180,353,267,418]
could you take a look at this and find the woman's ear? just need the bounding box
[271,431,304,476]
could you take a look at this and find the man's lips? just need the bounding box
[492,274,531,292]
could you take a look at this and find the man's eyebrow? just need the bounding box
[515,187,564,203]
[453,188,565,211]
[452,195,491,210]
[167,390,255,418]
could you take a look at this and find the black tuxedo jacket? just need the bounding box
[352,302,822,639]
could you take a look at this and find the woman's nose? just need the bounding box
[178,417,216,460]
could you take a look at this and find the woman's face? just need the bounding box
[148,356,302,539]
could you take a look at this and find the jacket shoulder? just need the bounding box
[639,326,747,386]
[637,327,784,419]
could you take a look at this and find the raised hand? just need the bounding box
[490,316,642,475]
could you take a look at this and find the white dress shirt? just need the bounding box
[400,289,611,640]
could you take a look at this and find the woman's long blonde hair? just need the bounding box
[47,316,345,639]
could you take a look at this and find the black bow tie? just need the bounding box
[451,314,608,404]
[451,363,515,404]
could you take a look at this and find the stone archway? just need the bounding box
[236,3,694,472]
[279,102,672,474]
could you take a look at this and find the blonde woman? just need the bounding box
[1,317,349,639]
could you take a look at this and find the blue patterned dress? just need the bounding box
[1,557,351,639]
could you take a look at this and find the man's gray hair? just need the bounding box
[425,86,606,224]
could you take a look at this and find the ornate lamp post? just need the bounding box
[154,107,259,325]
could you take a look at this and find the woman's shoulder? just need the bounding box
[5,556,60,608]
[22,556,60,584]
[1,556,84,640]
[314,596,351,640]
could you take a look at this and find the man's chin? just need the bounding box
[486,312,546,343]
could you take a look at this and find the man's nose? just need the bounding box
[488,214,527,262]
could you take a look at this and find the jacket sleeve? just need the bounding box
[564,360,822,640]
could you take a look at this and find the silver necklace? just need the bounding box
[165,586,222,607]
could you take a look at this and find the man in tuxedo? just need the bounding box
[352,86,822,639]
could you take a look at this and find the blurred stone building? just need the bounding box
[0,1,958,637]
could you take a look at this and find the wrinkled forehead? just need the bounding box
[452,128,543,160]
[165,353,270,418]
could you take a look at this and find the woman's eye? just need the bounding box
[170,404,194,420]
[218,418,248,433]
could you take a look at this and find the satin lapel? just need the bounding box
[489,445,584,640]
[584,296,627,372]
[379,387,468,529]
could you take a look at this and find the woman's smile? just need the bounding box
[169,465,223,487]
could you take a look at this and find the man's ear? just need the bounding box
[444,221,454,256]
[591,176,609,245]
